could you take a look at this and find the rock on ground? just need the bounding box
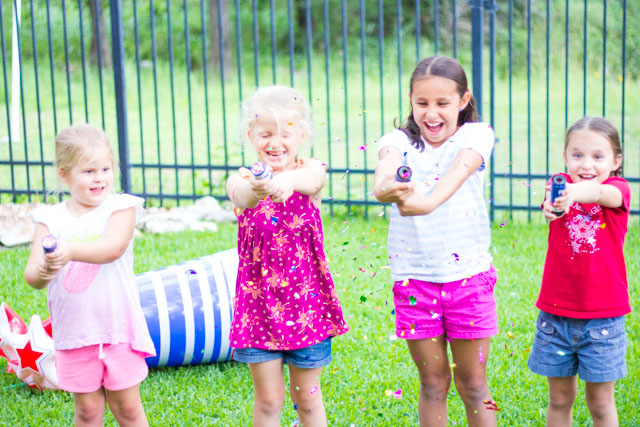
[0,196,236,248]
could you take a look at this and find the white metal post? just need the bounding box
[10,0,21,142]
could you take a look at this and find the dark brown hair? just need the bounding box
[399,56,478,151]
[565,116,623,177]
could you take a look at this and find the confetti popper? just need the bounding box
[395,152,412,182]
[41,235,57,253]
[250,161,273,180]
[550,174,566,216]
[396,165,413,182]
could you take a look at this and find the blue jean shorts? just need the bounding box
[527,311,626,383]
[232,338,332,369]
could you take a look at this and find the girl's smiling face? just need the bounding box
[249,112,306,173]
[60,147,114,215]
[410,75,470,148]
[563,129,622,184]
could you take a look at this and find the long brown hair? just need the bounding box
[399,56,478,151]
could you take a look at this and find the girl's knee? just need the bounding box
[110,400,145,423]
[585,394,616,419]
[454,377,489,402]
[418,374,451,401]
[74,398,105,425]
[548,391,576,411]
[294,391,324,415]
[255,392,285,416]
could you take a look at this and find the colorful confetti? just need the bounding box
[483,400,501,411]
[310,386,318,395]
[393,389,402,399]
[409,296,417,306]
[478,346,484,363]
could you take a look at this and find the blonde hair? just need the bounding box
[242,85,313,141]
[55,124,115,175]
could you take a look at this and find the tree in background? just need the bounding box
[88,0,111,68]
[208,0,230,77]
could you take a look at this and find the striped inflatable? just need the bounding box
[137,248,238,367]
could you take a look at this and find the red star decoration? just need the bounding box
[15,337,45,373]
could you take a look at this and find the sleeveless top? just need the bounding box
[229,192,349,350]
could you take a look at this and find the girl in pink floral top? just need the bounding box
[226,85,348,427]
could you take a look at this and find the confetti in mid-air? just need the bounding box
[483,400,501,411]
[409,296,417,306]
[310,386,318,395]
[557,351,566,356]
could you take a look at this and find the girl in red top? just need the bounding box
[528,117,630,427]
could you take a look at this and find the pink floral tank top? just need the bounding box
[230,192,349,350]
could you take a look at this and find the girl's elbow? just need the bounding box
[373,189,386,203]
[24,272,47,290]
[102,242,128,263]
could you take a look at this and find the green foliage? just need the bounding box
[493,0,639,80]
[7,0,637,78]
[1,215,639,425]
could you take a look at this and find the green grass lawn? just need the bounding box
[1,214,638,426]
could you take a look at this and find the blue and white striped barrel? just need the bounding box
[136,248,238,367]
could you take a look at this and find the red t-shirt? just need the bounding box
[536,174,631,318]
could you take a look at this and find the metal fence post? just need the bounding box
[469,0,483,121]
[110,0,130,193]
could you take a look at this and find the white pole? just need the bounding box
[10,0,21,142]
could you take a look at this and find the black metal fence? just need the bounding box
[0,0,637,220]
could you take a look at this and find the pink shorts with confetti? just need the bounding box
[56,343,149,393]
[393,266,498,340]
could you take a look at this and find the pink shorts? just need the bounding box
[393,266,498,340]
[56,344,149,393]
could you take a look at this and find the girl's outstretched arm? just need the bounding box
[397,148,483,216]
[226,168,276,209]
[270,158,327,203]
[24,223,58,289]
[43,208,136,267]
[373,146,415,204]
[560,180,623,210]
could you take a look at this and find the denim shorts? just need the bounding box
[232,338,332,369]
[527,311,626,383]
